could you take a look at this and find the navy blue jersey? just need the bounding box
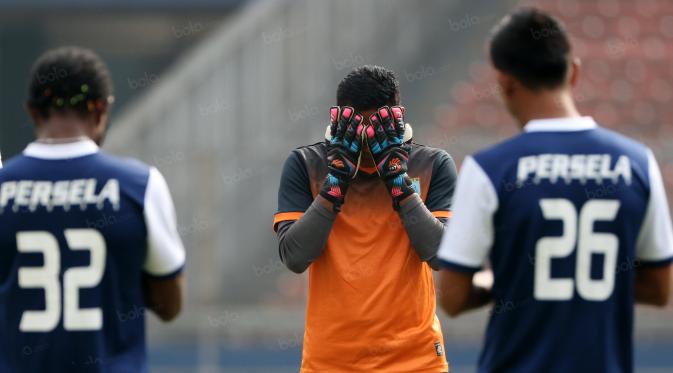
[438,117,673,373]
[0,140,185,373]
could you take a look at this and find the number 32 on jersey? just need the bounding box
[17,229,106,332]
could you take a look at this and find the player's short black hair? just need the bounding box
[336,65,400,110]
[27,46,113,118]
[489,8,571,90]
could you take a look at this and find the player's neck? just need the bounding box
[516,91,580,128]
[35,115,93,142]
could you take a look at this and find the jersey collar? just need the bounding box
[524,116,597,133]
[23,138,99,159]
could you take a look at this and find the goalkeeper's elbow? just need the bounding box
[426,257,441,271]
[278,244,310,274]
[284,258,310,274]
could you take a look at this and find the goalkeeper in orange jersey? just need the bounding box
[273,65,457,372]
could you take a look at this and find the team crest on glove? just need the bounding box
[388,157,402,172]
[365,105,416,206]
[331,159,345,169]
[320,106,365,210]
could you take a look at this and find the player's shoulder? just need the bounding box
[0,154,33,174]
[592,125,650,155]
[476,125,648,159]
[92,151,152,180]
[92,152,162,205]
[467,131,551,188]
[591,127,652,182]
[410,142,454,163]
[292,141,327,160]
[2,150,152,177]
[472,124,652,184]
[471,132,529,168]
[0,155,32,183]
[283,141,327,174]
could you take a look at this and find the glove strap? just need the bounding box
[319,174,348,213]
[387,174,416,211]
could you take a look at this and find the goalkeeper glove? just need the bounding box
[366,106,415,208]
[319,106,364,211]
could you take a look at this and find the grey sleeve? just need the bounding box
[276,198,337,273]
[398,194,447,270]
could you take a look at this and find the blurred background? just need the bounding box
[2,0,673,371]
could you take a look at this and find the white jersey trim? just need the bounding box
[524,116,597,133]
[143,167,186,276]
[636,149,673,262]
[23,139,99,159]
[437,156,497,269]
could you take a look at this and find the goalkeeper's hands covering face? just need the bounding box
[319,106,364,210]
[366,106,415,207]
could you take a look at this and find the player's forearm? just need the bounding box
[143,273,184,322]
[441,285,492,317]
[398,194,446,270]
[635,265,671,307]
[461,286,492,314]
[439,270,492,317]
[276,197,337,273]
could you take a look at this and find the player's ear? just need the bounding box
[91,106,110,145]
[25,105,43,128]
[495,70,516,100]
[568,57,581,88]
[96,111,109,128]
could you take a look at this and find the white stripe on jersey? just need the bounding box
[636,149,673,262]
[143,167,186,276]
[437,156,496,269]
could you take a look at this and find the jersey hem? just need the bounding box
[300,365,448,373]
[438,258,481,273]
[143,264,184,280]
[637,256,673,268]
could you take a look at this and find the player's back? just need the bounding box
[471,118,666,372]
[0,140,159,373]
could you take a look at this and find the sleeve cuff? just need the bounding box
[637,256,673,268]
[432,210,452,219]
[144,264,184,280]
[398,195,452,219]
[439,258,481,273]
[273,211,304,232]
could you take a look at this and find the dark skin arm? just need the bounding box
[440,264,671,314]
[635,264,672,307]
[438,270,492,317]
[143,273,184,322]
